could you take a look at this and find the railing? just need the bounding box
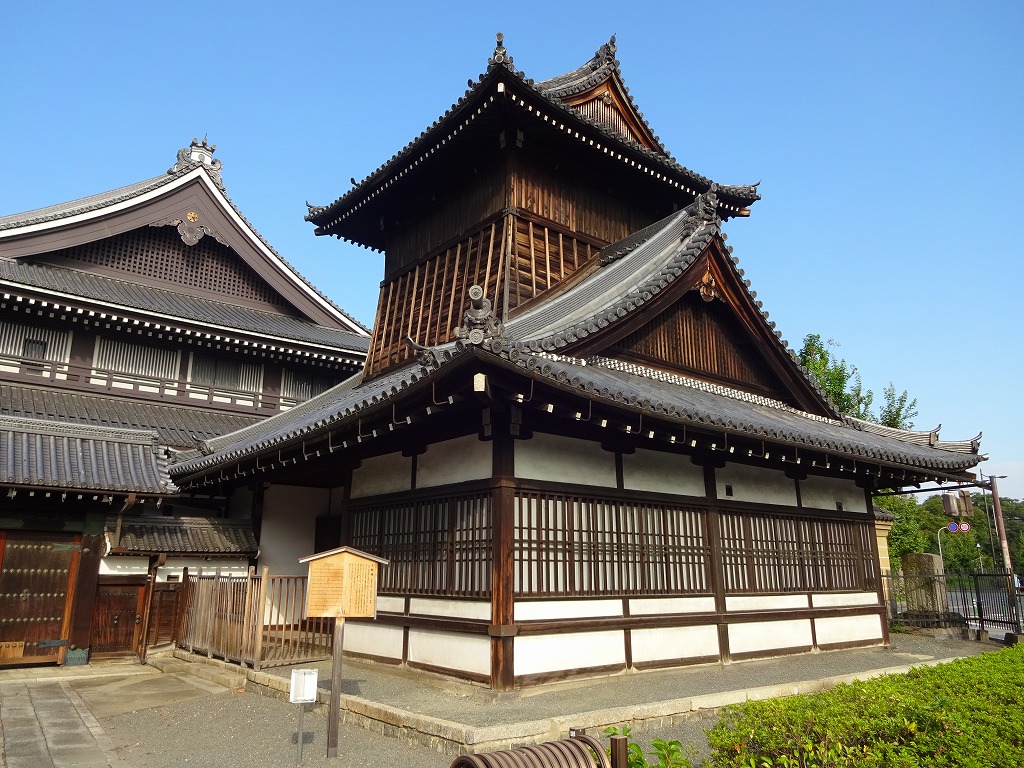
[885,571,1022,634]
[0,353,283,413]
[177,567,333,670]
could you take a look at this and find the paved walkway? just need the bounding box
[0,633,998,768]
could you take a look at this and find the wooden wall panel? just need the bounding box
[507,218,598,311]
[366,221,507,377]
[611,292,788,399]
[387,166,506,274]
[512,161,647,245]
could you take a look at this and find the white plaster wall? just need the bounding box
[622,448,705,496]
[407,629,490,676]
[99,556,149,577]
[157,558,250,582]
[515,599,622,621]
[416,434,491,488]
[515,433,616,487]
[726,594,809,612]
[811,592,879,608]
[260,485,329,576]
[814,614,883,646]
[716,463,797,506]
[376,596,406,613]
[515,630,625,676]
[408,598,491,620]
[350,452,411,498]
[631,625,719,663]
[800,476,868,513]
[629,597,716,615]
[728,619,812,654]
[344,622,403,660]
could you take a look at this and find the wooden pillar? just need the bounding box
[863,483,890,646]
[699,459,730,664]
[489,425,515,691]
[67,512,105,662]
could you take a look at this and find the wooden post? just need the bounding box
[252,566,269,671]
[610,735,628,768]
[327,618,345,759]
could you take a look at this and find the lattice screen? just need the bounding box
[47,227,291,309]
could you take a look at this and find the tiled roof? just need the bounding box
[307,36,759,235]
[104,515,257,556]
[172,341,981,482]
[0,383,261,447]
[0,259,369,355]
[175,192,982,485]
[0,144,369,335]
[535,36,668,155]
[0,414,176,494]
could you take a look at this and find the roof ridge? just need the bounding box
[0,413,162,443]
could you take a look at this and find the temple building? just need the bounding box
[172,37,983,690]
[0,141,369,665]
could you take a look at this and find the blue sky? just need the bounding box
[2,1,1021,498]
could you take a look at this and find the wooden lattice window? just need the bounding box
[45,227,292,310]
[281,369,341,401]
[349,491,492,598]
[719,510,875,594]
[190,353,263,394]
[94,336,179,380]
[0,321,70,363]
[513,492,710,597]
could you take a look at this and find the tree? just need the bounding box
[797,333,917,429]
[878,382,919,430]
[797,334,873,420]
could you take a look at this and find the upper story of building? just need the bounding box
[0,139,370,448]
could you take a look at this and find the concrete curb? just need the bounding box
[164,648,968,757]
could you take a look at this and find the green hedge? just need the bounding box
[705,645,1024,767]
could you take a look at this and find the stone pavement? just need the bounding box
[0,632,1000,768]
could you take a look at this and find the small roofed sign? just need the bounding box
[298,546,389,619]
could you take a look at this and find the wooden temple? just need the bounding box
[172,37,983,689]
[0,140,369,665]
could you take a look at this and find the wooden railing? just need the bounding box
[177,567,333,670]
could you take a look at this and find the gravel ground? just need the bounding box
[95,632,994,768]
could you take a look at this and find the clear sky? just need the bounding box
[2,1,1021,498]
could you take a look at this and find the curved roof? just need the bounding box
[0,258,368,357]
[0,140,369,336]
[1,414,176,495]
[307,35,760,241]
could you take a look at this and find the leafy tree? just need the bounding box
[797,334,873,420]
[878,382,918,430]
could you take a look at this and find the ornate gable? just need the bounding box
[538,37,664,153]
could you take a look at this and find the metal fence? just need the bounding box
[177,566,334,670]
[885,571,1022,635]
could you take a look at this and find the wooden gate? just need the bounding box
[90,584,145,656]
[0,531,80,665]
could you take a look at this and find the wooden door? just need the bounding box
[91,584,145,656]
[0,531,80,665]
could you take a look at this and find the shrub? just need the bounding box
[705,645,1024,767]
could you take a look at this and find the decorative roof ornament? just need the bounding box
[169,137,225,192]
[455,285,506,351]
[594,35,617,67]
[488,32,515,71]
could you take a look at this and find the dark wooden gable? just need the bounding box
[1,175,344,327]
[556,74,662,153]
[571,238,834,417]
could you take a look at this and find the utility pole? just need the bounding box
[989,475,1014,577]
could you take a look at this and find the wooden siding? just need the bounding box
[365,215,603,377]
[511,160,647,244]
[506,216,599,311]
[611,292,789,399]
[387,163,506,274]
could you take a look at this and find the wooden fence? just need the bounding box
[177,567,333,670]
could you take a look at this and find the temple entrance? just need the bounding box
[90,583,145,658]
[0,531,80,665]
